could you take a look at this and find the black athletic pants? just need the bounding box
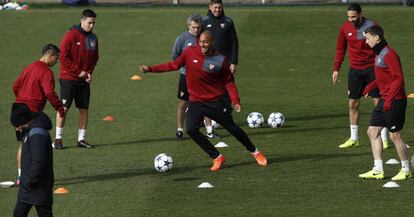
[14,200,53,217]
[186,99,256,159]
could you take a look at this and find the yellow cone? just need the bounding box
[407,93,414,99]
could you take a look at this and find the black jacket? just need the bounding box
[18,112,54,205]
[203,10,239,65]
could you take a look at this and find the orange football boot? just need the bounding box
[210,155,225,171]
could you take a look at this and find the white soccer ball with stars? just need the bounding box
[247,112,265,128]
[154,153,173,172]
[268,112,285,128]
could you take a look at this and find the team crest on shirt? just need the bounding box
[76,42,81,45]
[209,64,215,70]
[90,40,96,48]
[220,23,225,28]
[187,43,192,46]
[348,33,352,36]
[193,59,198,63]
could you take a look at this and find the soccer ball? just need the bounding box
[268,112,285,128]
[154,153,173,172]
[247,112,264,128]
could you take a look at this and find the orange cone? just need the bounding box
[54,187,69,194]
[131,75,142,80]
[103,116,115,121]
[407,93,414,99]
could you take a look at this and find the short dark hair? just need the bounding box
[42,43,60,57]
[82,9,97,19]
[348,3,362,13]
[364,26,385,41]
[210,0,223,5]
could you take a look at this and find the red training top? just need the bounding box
[363,45,406,111]
[148,46,240,105]
[60,25,99,81]
[13,60,63,113]
[333,17,376,71]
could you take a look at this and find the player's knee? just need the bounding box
[367,127,379,139]
[349,102,359,110]
[389,132,400,142]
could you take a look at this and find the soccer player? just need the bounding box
[358,26,411,180]
[332,3,389,149]
[13,43,64,186]
[10,103,55,217]
[140,31,267,171]
[202,0,239,138]
[173,14,203,140]
[54,9,99,149]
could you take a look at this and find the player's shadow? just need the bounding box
[94,124,346,148]
[267,152,372,164]
[214,125,347,139]
[55,165,209,186]
[55,168,156,185]
[95,136,190,147]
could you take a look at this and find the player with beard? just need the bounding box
[332,3,389,149]
[140,31,267,171]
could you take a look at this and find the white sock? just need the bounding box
[381,128,388,142]
[18,169,21,177]
[56,127,63,139]
[206,126,213,134]
[78,129,86,141]
[401,160,410,172]
[350,125,359,141]
[177,128,183,132]
[374,160,383,172]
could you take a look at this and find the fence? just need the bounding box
[8,0,411,4]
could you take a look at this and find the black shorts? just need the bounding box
[60,79,90,109]
[370,98,407,132]
[177,74,189,101]
[348,67,380,99]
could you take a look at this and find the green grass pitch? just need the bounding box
[0,5,413,217]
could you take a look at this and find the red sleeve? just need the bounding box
[333,25,347,72]
[12,71,24,97]
[60,31,81,74]
[384,53,404,103]
[149,49,186,73]
[41,70,63,111]
[222,59,240,105]
[363,80,378,96]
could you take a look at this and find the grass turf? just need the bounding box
[0,5,414,217]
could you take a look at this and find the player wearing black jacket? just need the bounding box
[202,0,238,74]
[10,103,54,217]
